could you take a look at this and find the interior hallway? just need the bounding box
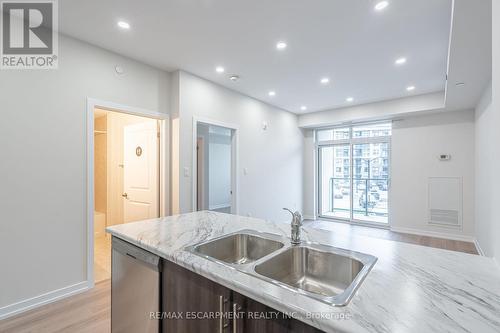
[94,237,112,283]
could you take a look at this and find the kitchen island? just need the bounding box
[107,211,500,332]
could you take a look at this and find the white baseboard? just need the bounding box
[302,214,316,221]
[390,226,474,242]
[209,203,231,210]
[0,281,90,320]
[473,238,485,256]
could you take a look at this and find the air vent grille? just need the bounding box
[428,177,462,228]
[430,209,459,226]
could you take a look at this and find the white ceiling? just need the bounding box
[59,0,454,114]
[445,0,492,111]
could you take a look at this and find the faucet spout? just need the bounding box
[283,208,302,245]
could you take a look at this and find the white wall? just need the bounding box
[300,93,451,223]
[172,71,303,223]
[493,0,500,264]
[475,0,500,263]
[301,109,475,240]
[0,36,170,317]
[196,123,210,210]
[196,123,233,210]
[298,92,445,128]
[302,130,316,220]
[208,132,232,209]
[391,111,475,240]
[444,0,492,111]
[170,72,181,215]
[474,82,495,255]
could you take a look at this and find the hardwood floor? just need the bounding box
[94,236,111,283]
[303,219,479,255]
[0,280,110,333]
[0,222,478,333]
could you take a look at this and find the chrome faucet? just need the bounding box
[283,208,302,245]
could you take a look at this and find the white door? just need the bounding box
[123,120,159,223]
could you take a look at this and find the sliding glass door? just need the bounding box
[318,145,351,219]
[317,123,391,225]
[352,142,390,223]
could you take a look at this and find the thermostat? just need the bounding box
[438,154,451,161]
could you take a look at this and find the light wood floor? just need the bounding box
[0,221,478,333]
[0,280,110,333]
[304,219,479,254]
[94,236,111,283]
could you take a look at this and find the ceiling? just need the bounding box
[445,0,492,111]
[59,0,454,114]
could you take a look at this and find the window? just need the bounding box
[317,122,391,224]
[316,127,350,142]
[352,123,392,138]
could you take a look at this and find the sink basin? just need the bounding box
[186,230,377,306]
[254,245,377,305]
[193,231,284,265]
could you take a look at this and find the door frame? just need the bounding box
[315,125,392,228]
[86,98,169,288]
[196,136,205,210]
[192,116,239,214]
[317,142,353,223]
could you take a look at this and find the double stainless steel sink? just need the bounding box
[193,232,284,265]
[186,229,377,306]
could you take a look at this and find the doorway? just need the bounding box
[193,119,238,214]
[90,102,168,285]
[316,123,391,226]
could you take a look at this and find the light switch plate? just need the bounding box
[438,154,451,161]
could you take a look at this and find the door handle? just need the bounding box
[219,295,228,332]
[233,303,242,333]
[122,193,128,199]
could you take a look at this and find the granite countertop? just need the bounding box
[106,211,500,333]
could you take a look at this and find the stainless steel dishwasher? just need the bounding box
[111,237,161,333]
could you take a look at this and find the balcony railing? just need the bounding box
[328,177,388,222]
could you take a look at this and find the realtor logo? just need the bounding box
[1,0,58,69]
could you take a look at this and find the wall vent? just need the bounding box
[429,209,460,226]
[428,177,462,227]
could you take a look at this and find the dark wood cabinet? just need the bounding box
[163,261,231,332]
[232,291,295,332]
[162,261,323,333]
[232,292,322,333]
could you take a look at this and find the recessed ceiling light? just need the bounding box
[276,41,287,50]
[395,57,407,65]
[117,21,130,30]
[215,66,225,73]
[346,97,354,102]
[406,85,416,91]
[268,91,276,96]
[320,78,330,85]
[375,1,389,11]
[455,82,466,87]
[300,106,307,111]
[229,74,240,81]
